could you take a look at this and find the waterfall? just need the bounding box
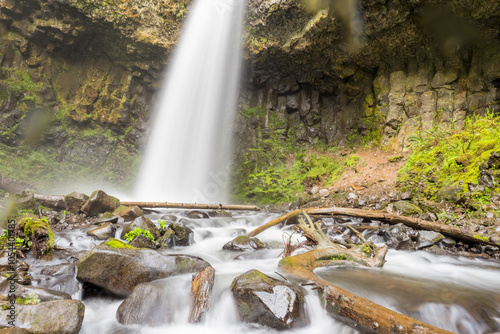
[135,0,245,203]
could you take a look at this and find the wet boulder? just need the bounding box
[77,239,210,297]
[121,216,161,241]
[383,224,418,250]
[0,299,84,334]
[0,281,71,302]
[64,192,89,214]
[157,222,194,248]
[117,277,188,325]
[87,222,116,240]
[186,210,209,219]
[115,206,143,221]
[129,234,156,249]
[159,214,177,223]
[207,210,232,218]
[94,212,120,224]
[81,190,120,217]
[223,235,267,252]
[231,269,308,330]
[169,222,194,246]
[416,231,444,249]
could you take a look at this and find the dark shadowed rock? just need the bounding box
[81,190,120,216]
[0,300,84,334]
[384,224,418,250]
[186,210,209,219]
[87,222,116,240]
[121,216,161,241]
[129,234,156,249]
[207,210,232,218]
[168,222,194,246]
[223,235,267,252]
[159,214,177,223]
[77,241,210,296]
[64,192,89,214]
[231,269,308,330]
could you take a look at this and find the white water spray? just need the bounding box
[135,0,245,203]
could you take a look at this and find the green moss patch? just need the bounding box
[398,110,500,206]
[105,238,135,249]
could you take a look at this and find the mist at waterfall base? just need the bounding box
[134,0,244,203]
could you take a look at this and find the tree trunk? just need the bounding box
[120,201,260,211]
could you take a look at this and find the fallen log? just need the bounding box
[248,207,500,247]
[278,211,453,334]
[120,201,260,211]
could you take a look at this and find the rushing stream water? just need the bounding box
[35,210,500,334]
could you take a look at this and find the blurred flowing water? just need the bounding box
[63,210,500,334]
[135,0,245,203]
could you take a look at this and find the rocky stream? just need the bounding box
[0,191,499,334]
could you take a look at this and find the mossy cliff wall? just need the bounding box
[238,0,500,155]
[0,0,499,192]
[0,0,189,190]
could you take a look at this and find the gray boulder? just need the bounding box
[81,190,120,216]
[64,192,89,214]
[223,235,267,252]
[87,222,116,240]
[0,300,84,334]
[77,241,210,297]
[231,269,308,330]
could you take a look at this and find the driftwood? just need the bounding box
[277,211,453,334]
[190,265,216,323]
[120,201,260,211]
[248,207,500,247]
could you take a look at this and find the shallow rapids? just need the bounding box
[50,209,500,334]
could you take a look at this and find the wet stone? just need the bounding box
[187,210,210,219]
[417,231,444,249]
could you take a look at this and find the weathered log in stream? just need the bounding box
[120,201,261,211]
[248,207,500,247]
[12,192,261,212]
[274,211,454,334]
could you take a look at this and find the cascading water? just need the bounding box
[73,210,500,334]
[135,0,245,203]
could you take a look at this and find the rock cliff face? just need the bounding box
[239,0,500,153]
[0,0,189,189]
[0,0,499,190]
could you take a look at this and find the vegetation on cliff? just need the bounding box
[398,110,500,210]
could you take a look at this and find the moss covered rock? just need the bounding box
[15,216,54,256]
[392,201,423,216]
